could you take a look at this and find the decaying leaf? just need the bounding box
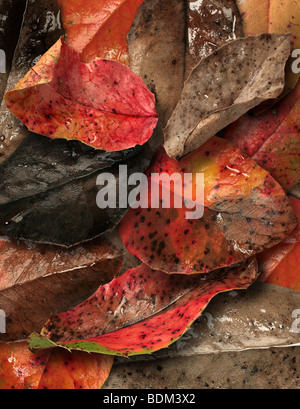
[224,79,300,192]
[0,0,63,164]
[237,0,300,95]
[28,258,258,357]
[0,236,123,342]
[128,0,243,129]
[0,134,148,247]
[5,38,158,152]
[0,341,113,389]
[163,33,291,158]
[58,0,145,65]
[119,137,297,275]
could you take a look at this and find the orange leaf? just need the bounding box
[58,0,145,65]
[0,342,50,389]
[0,341,113,389]
[38,348,113,389]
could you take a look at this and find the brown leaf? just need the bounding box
[128,0,243,130]
[164,33,291,158]
[0,236,123,342]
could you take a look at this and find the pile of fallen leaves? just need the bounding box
[0,0,299,389]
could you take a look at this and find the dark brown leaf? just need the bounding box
[0,235,123,342]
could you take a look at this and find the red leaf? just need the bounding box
[258,196,300,291]
[29,259,258,356]
[5,38,158,151]
[58,0,145,65]
[0,342,113,389]
[119,137,297,274]
[223,80,300,191]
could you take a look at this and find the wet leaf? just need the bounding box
[128,0,243,129]
[0,0,63,164]
[5,38,158,152]
[0,236,123,342]
[0,134,148,247]
[237,0,300,95]
[163,33,291,158]
[223,80,300,192]
[0,342,50,389]
[28,258,258,357]
[0,342,113,389]
[119,137,297,275]
[258,196,300,291]
[58,0,145,65]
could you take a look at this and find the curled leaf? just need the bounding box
[5,38,158,151]
[163,33,291,158]
[119,137,297,275]
[29,258,258,357]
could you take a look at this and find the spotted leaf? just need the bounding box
[119,137,297,275]
[237,0,300,95]
[28,259,257,357]
[4,38,158,151]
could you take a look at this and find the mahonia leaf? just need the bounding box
[5,38,158,151]
[119,137,297,275]
[28,259,258,357]
[224,80,300,192]
[163,33,291,158]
